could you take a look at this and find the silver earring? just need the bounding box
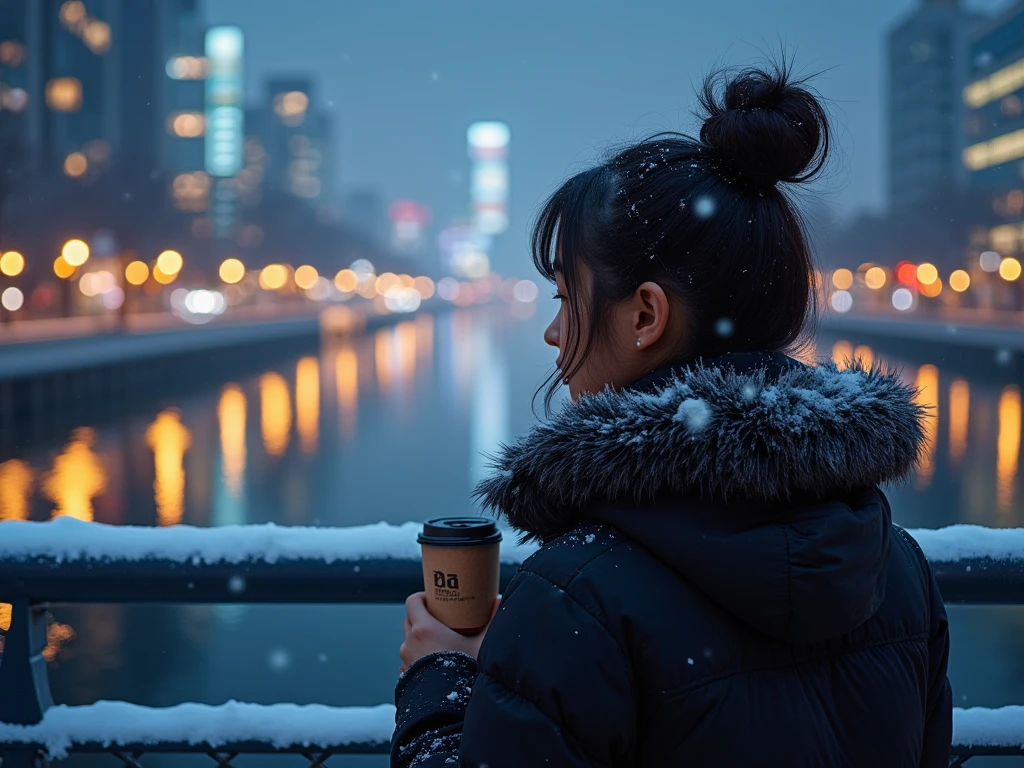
[636,339,642,347]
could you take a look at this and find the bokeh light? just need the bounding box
[920,278,943,298]
[334,269,358,293]
[864,267,887,290]
[259,264,289,291]
[896,262,917,286]
[831,269,853,291]
[1,287,23,312]
[1000,257,1022,281]
[53,256,76,279]
[219,258,246,285]
[892,287,914,311]
[63,152,88,178]
[949,270,971,292]
[61,239,90,267]
[156,250,184,276]
[413,276,435,299]
[830,290,853,313]
[125,261,150,286]
[0,251,25,277]
[980,251,1002,272]
[294,265,319,291]
[916,263,939,285]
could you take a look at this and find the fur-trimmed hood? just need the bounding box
[476,353,926,543]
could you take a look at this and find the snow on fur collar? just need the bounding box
[475,357,927,541]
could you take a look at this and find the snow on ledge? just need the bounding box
[953,706,1024,748]
[0,701,397,758]
[0,702,1017,757]
[0,518,537,565]
[1,519,1022,567]
[908,525,1024,563]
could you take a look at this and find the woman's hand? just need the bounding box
[399,592,501,669]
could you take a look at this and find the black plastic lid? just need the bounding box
[418,517,503,547]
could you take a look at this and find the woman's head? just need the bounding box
[536,59,830,406]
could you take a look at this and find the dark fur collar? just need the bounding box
[475,357,927,541]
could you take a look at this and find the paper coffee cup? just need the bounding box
[419,517,502,634]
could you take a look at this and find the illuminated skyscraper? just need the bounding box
[258,75,335,205]
[887,0,984,210]
[467,121,510,236]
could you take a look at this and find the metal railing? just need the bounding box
[1,519,1023,766]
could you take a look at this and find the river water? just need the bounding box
[2,304,1023,766]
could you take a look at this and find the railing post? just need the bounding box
[0,600,52,767]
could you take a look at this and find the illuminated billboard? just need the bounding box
[389,199,432,256]
[467,121,510,236]
[439,223,491,279]
[204,26,244,177]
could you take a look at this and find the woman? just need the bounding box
[393,61,951,767]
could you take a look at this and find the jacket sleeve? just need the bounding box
[391,567,636,767]
[919,557,953,768]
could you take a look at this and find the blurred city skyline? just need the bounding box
[209,0,1012,263]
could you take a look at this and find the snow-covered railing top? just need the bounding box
[0,518,1023,604]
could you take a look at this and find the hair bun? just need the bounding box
[698,61,830,190]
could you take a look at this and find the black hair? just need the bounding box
[533,58,829,411]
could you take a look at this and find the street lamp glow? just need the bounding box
[259,264,288,291]
[1000,257,1022,281]
[864,267,887,290]
[64,152,88,178]
[125,260,150,286]
[156,250,184,276]
[294,265,319,291]
[980,251,1002,272]
[219,258,245,284]
[0,251,24,277]
[1,287,23,311]
[920,278,943,298]
[916,263,939,285]
[152,266,177,285]
[61,239,90,267]
[831,269,853,291]
[334,269,358,293]
[892,288,914,311]
[949,270,971,292]
[53,256,75,279]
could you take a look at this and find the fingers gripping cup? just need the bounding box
[419,517,502,635]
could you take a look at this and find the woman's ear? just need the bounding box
[632,282,671,351]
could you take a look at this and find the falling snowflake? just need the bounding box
[228,575,246,594]
[268,649,291,672]
[694,195,716,219]
[714,317,734,338]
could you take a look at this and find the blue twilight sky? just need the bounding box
[204,0,1011,272]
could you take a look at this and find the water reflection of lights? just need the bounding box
[854,345,873,368]
[0,602,9,631]
[831,340,853,367]
[415,313,435,368]
[44,427,106,521]
[396,322,418,393]
[915,365,939,488]
[949,379,970,468]
[296,357,320,454]
[997,385,1021,517]
[336,346,358,440]
[218,384,247,497]
[42,619,76,662]
[0,459,33,520]
[260,373,292,457]
[146,410,192,526]
[375,329,394,397]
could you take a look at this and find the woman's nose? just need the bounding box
[544,315,560,349]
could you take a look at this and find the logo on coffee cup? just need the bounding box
[433,570,460,589]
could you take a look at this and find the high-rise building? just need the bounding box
[21,0,201,178]
[257,75,335,205]
[887,0,985,211]
[963,2,1024,259]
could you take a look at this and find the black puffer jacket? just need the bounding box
[393,353,952,767]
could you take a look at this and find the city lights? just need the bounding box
[830,290,853,313]
[1000,256,1023,281]
[965,56,1024,108]
[205,26,245,178]
[168,112,206,138]
[274,90,309,126]
[963,128,1024,171]
[920,278,943,298]
[125,261,150,286]
[61,239,90,268]
[64,152,88,178]
[864,267,887,289]
[294,265,319,291]
[53,257,75,279]
[950,270,971,292]
[413,276,435,300]
[45,78,83,112]
[156,250,184,276]
[892,288,914,311]
[896,262,918,286]
[1,287,23,312]
[166,56,209,80]
[152,266,177,285]
[0,251,24,277]
[219,258,246,284]
[980,251,1003,272]
[334,269,358,293]
[831,269,853,291]
[513,279,539,303]
[916,263,939,285]
[259,264,289,291]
